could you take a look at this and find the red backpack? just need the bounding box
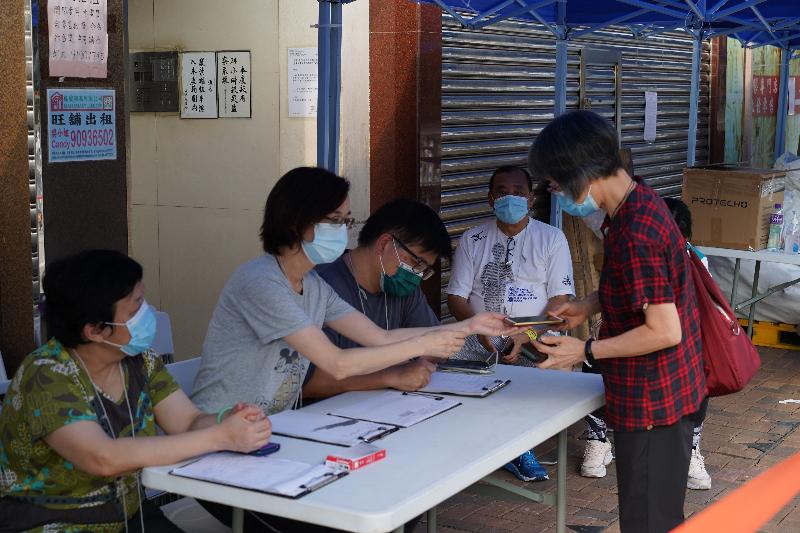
[687,251,761,397]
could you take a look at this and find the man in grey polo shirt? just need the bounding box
[305,199,450,398]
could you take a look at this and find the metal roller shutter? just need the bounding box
[26,0,43,344]
[439,15,710,317]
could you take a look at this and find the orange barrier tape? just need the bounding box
[674,451,800,533]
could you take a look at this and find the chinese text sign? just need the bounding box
[217,51,251,118]
[48,0,108,78]
[181,52,218,118]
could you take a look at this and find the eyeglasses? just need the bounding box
[504,236,515,265]
[391,235,436,280]
[321,216,356,229]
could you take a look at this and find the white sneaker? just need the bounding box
[687,448,712,490]
[580,439,613,478]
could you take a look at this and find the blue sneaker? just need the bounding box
[504,450,549,482]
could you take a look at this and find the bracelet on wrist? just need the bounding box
[216,406,233,424]
[584,338,597,367]
[525,329,539,343]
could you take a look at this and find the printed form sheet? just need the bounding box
[328,390,460,428]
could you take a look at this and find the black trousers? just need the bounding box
[614,415,694,533]
[199,500,421,533]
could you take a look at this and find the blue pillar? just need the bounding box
[687,33,702,167]
[329,1,343,173]
[317,1,342,173]
[317,2,332,170]
[775,47,791,162]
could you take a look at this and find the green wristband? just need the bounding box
[216,406,233,424]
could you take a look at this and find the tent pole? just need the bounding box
[775,46,791,162]
[554,39,568,116]
[687,32,702,167]
[550,37,567,229]
[549,0,568,229]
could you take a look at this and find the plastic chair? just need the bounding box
[150,357,206,510]
[0,350,9,400]
[165,357,201,396]
[152,311,175,364]
[0,350,7,382]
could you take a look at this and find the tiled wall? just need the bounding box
[128,0,370,358]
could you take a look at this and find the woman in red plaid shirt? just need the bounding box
[528,111,706,533]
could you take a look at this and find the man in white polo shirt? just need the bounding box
[447,165,575,481]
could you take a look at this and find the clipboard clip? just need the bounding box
[300,472,340,491]
[403,391,444,400]
[481,379,510,394]
[358,425,399,443]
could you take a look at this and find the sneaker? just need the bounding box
[580,439,613,478]
[504,450,549,482]
[687,448,712,490]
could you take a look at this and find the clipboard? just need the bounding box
[269,411,399,447]
[418,372,511,397]
[328,390,461,428]
[170,452,348,499]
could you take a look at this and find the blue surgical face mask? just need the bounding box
[302,222,348,265]
[493,195,530,224]
[554,186,601,218]
[104,300,157,356]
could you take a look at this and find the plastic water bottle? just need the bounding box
[767,203,783,251]
[785,213,800,254]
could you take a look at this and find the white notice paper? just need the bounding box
[270,411,397,446]
[644,91,657,142]
[181,52,218,118]
[171,453,344,498]
[789,78,796,116]
[288,47,318,117]
[48,0,108,78]
[329,391,461,428]
[217,51,251,118]
[419,372,510,397]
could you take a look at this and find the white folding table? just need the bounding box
[696,246,800,337]
[142,365,604,533]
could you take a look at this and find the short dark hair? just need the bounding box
[358,199,452,260]
[43,250,143,348]
[663,197,693,240]
[489,165,533,192]
[528,110,623,200]
[260,167,350,254]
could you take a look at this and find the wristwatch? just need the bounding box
[584,338,597,367]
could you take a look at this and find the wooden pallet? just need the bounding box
[739,319,800,351]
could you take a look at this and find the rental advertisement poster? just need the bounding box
[47,88,117,163]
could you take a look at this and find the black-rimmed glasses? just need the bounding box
[321,216,356,229]
[391,235,436,280]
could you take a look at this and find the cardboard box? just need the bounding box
[325,442,386,471]
[682,166,785,250]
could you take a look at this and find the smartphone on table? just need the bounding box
[250,442,281,456]
[503,315,565,328]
